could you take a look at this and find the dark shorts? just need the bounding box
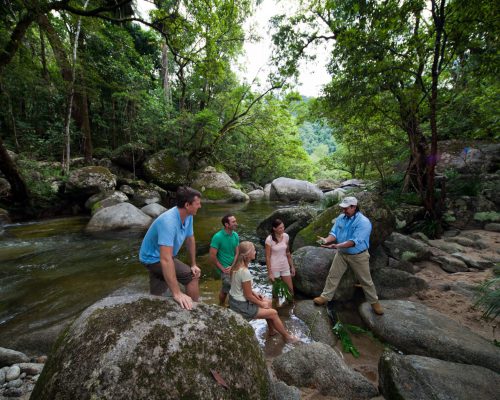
[228,295,258,320]
[220,273,231,294]
[143,259,193,296]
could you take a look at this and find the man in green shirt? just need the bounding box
[210,214,239,306]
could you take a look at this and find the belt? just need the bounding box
[343,249,367,256]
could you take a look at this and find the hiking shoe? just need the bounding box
[371,302,384,315]
[313,296,328,306]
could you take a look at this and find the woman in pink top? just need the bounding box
[265,219,296,296]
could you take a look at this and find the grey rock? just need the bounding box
[293,246,356,300]
[369,246,389,272]
[451,253,494,270]
[143,150,190,190]
[393,205,425,230]
[119,185,134,196]
[444,236,475,248]
[191,167,249,203]
[294,300,337,348]
[6,378,22,388]
[273,380,301,400]
[379,350,500,400]
[272,342,378,398]
[0,208,11,225]
[359,300,500,373]
[0,348,29,368]
[387,257,415,274]
[6,365,20,381]
[31,295,271,400]
[65,166,116,197]
[85,203,152,232]
[315,179,341,191]
[141,203,167,219]
[131,188,161,207]
[110,142,151,171]
[270,177,324,203]
[372,268,427,299]
[263,183,271,199]
[431,254,468,273]
[323,188,346,205]
[383,233,432,262]
[18,363,44,376]
[247,189,265,201]
[0,177,11,200]
[340,178,365,188]
[0,368,5,384]
[428,239,465,254]
[3,387,24,397]
[484,223,500,232]
[256,207,316,244]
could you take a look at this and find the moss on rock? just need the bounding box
[32,295,271,400]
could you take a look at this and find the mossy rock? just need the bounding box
[31,295,271,400]
[293,192,395,251]
[65,166,117,198]
[111,142,152,171]
[143,150,190,190]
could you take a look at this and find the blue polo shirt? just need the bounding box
[330,211,371,254]
[139,207,193,264]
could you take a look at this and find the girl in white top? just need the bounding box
[229,241,298,343]
[265,219,295,296]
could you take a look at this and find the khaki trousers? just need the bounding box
[321,251,379,304]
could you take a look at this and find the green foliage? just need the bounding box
[272,279,293,302]
[474,212,500,222]
[332,320,360,358]
[474,268,500,320]
[401,251,418,262]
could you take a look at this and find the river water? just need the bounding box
[0,201,312,354]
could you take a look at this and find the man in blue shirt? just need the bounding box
[139,186,202,310]
[313,196,384,315]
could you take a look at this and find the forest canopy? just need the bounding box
[0,0,498,215]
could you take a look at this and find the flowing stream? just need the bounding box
[0,201,312,354]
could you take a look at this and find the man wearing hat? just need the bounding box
[313,196,384,315]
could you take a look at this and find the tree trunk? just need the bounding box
[0,135,30,203]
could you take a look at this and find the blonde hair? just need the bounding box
[231,241,255,275]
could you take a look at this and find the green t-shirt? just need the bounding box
[210,229,239,273]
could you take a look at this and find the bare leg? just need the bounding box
[186,276,200,302]
[219,290,227,306]
[281,275,294,296]
[256,308,298,343]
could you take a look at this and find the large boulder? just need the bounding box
[191,167,248,202]
[372,268,428,299]
[110,142,151,171]
[435,141,500,175]
[31,295,272,400]
[379,350,500,400]
[65,166,116,198]
[256,207,316,245]
[85,203,152,232]
[272,342,378,398]
[143,150,190,190]
[382,232,432,262]
[292,246,356,300]
[359,300,500,373]
[269,177,324,203]
[294,191,395,251]
[294,301,337,348]
[141,203,167,219]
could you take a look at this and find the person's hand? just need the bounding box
[268,273,275,283]
[290,266,296,277]
[317,236,327,245]
[173,292,194,310]
[191,265,201,279]
[321,243,337,249]
[261,299,271,309]
[222,267,231,275]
